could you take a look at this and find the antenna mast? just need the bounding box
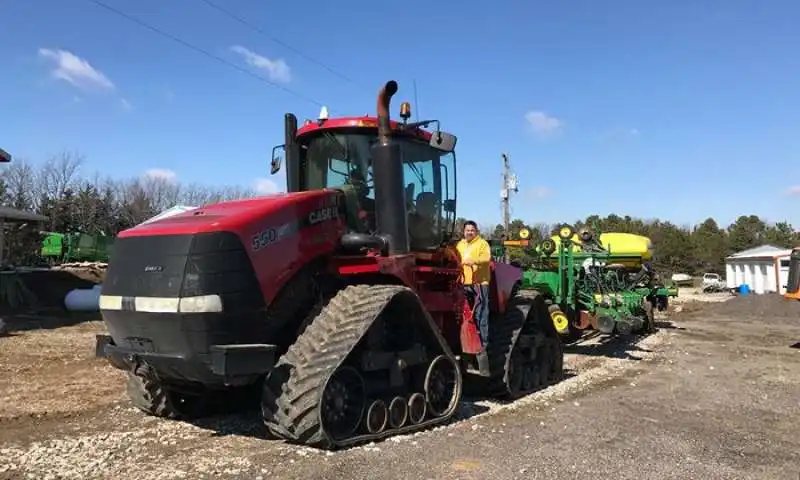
[413,79,420,122]
[500,152,519,262]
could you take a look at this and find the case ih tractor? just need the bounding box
[95,80,564,449]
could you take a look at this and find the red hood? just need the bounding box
[119,190,334,238]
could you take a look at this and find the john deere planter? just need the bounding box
[493,224,677,343]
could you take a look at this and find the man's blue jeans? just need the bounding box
[464,284,490,349]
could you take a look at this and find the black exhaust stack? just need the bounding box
[284,113,300,192]
[371,80,410,255]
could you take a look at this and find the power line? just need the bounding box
[196,0,359,86]
[85,0,325,108]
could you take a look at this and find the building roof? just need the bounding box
[0,206,49,223]
[726,244,792,261]
[0,148,10,163]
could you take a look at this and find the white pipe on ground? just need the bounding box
[64,284,102,312]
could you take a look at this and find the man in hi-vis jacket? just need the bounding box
[456,220,492,350]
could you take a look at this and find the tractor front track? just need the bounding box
[261,284,462,449]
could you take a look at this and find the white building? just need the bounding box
[725,245,793,294]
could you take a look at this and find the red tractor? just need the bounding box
[95,80,564,449]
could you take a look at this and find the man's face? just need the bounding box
[464,224,477,241]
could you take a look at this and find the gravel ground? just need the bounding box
[1,293,799,480]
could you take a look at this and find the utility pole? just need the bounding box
[500,152,518,262]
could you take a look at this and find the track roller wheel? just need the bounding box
[126,364,208,420]
[364,400,388,434]
[388,396,408,429]
[424,354,460,417]
[407,393,427,425]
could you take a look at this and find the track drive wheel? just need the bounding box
[486,290,565,399]
[126,364,208,420]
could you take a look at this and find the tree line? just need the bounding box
[0,151,257,265]
[1,151,796,275]
[456,213,798,276]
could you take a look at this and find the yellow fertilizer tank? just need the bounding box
[547,232,654,268]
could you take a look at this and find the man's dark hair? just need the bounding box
[463,220,478,230]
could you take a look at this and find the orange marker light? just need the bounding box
[400,102,412,120]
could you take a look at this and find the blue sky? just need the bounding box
[3,0,800,229]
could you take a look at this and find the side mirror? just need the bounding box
[429,131,457,152]
[271,144,285,175]
[443,199,456,213]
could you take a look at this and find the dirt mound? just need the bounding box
[53,262,107,284]
[706,293,800,319]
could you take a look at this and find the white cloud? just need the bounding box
[38,48,115,91]
[524,110,564,137]
[530,186,552,198]
[253,178,279,195]
[230,45,291,83]
[144,168,177,182]
[120,98,133,111]
[785,186,800,196]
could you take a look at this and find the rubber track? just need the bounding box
[126,364,181,419]
[261,284,459,449]
[486,289,564,397]
[485,293,530,396]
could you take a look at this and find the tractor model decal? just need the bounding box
[252,221,298,251]
[309,206,339,225]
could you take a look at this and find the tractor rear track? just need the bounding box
[486,289,564,398]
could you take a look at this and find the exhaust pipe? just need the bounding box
[377,80,398,147]
[371,80,409,255]
[284,113,299,192]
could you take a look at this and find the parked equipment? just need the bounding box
[495,224,670,343]
[94,80,564,449]
[41,231,114,264]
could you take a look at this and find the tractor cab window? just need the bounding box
[400,140,456,250]
[302,132,377,230]
[300,130,456,244]
[302,132,375,199]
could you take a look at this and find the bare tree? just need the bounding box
[178,182,216,206]
[38,150,84,200]
[1,159,37,209]
[141,174,181,212]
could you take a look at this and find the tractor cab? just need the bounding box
[270,99,458,252]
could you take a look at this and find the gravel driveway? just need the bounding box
[1,294,799,480]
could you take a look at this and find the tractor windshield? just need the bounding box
[301,131,456,248]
